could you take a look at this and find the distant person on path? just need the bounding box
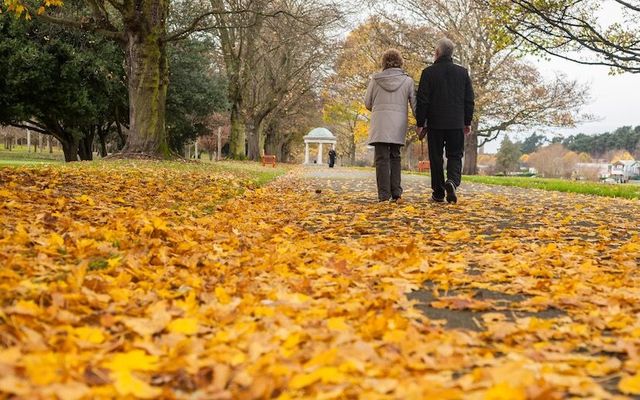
[365,49,417,202]
[328,148,337,168]
[416,38,475,204]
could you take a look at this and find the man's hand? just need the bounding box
[417,126,426,141]
[464,126,471,136]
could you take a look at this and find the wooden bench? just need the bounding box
[417,160,430,172]
[261,154,277,168]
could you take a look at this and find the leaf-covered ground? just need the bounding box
[1,163,640,399]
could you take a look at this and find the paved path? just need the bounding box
[298,166,640,398]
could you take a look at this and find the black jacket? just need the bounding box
[415,56,475,130]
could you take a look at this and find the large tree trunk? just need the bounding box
[463,121,480,175]
[122,2,170,158]
[246,123,260,161]
[229,105,246,159]
[59,137,79,162]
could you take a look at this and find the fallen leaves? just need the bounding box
[1,162,640,399]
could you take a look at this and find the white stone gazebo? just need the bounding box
[304,127,337,165]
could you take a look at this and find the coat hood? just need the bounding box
[372,68,409,92]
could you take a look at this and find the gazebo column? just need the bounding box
[317,143,323,164]
[304,142,310,164]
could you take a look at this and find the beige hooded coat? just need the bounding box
[364,68,416,146]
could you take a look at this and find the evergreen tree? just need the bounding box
[496,136,522,174]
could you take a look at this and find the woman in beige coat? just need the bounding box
[365,49,417,202]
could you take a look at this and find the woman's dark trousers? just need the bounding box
[374,143,402,201]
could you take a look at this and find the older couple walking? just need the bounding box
[365,38,475,204]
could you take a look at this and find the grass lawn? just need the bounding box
[463,175,640,200]
[0,155,288,189]
[0,158,62,166]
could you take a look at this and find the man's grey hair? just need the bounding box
[436,38,455,58]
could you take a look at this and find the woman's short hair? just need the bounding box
[381,49,404,70]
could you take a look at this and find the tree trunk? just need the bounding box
[463,121,480,175]
[246,123,259,161]
[78,131,94,161]
[229,105,245,159]
[98,128,108,157]
[247,122,266,161]
[60,137,79,162]
[122,3,170,158]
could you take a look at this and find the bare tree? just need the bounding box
[377,0,591,174]
[211,0,342,159]
[483,0,640,73]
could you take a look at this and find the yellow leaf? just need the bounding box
[619,373,640,395]
[327,317,349,331]
[112,370,162,399]
[304,348,337,369]
[76,194,95,206]
[107,257,121,268]
[104,350,159,372]
[48,232,64,248]
[382,329,406,343]
[215,286,231,304]
[72,326,105,344]
[315,367,345,384]
[445,229,471,241]
[289,372,320,390]
[22,352,62,385]
[37,6,45,14]
[151,217,168,231]
[167,317,199,335]
[283,332,303,349]
[484,383,526,400]
[109,288,130,302]
[10,299,41,316]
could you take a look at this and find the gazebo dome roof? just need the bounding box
[304,127,336,140]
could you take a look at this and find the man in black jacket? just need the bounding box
[416,38,475,204]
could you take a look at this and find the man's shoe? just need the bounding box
[445,181,457,204]
[431,194,445,203]
[391,197,404,204]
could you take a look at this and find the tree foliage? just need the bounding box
[495,136,521,174]
[0,13,127,161]
[562,126,640,157]
[519,133,548,154]
[166,39,228,154]
[485,0,640,73]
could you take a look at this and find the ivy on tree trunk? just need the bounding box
[122,0,171,158]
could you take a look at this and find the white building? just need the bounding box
[303,128,337,165]
[611,160,640,183]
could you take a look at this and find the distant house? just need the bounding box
[611,160,640,183]
[575,163,612,181]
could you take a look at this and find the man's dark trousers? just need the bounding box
[427,129,464,199]
[374,143,402,201]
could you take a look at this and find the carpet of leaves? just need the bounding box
[1,163,640,399]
